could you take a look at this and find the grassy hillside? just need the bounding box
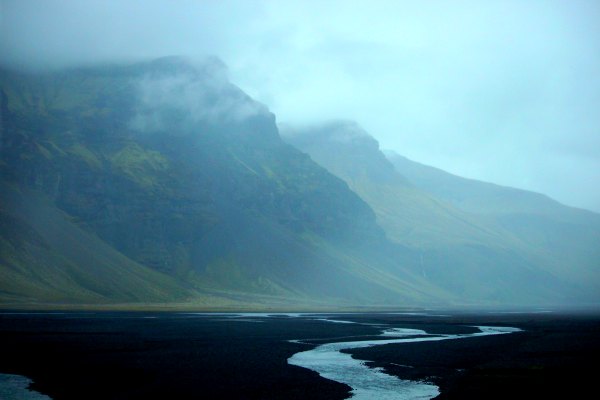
[284,121,597,305]
[0,179,189,304]
[387,151,600,292]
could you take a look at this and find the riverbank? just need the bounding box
[0,312,598,399]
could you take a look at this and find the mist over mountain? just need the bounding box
[1,5,599,400]
[0,57,448,309]
[0,56,598,309]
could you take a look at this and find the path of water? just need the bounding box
[289,323,521,400]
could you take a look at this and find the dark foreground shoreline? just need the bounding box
[0,311,598,399]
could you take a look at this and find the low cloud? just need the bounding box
[2,0,599,211]
[130,58,268,134]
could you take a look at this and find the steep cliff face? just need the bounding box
[0,58,443,306]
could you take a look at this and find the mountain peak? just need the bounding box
[282,121,408,185]
[281,120,379,150]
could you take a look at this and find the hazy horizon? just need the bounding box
[1,0,599,212]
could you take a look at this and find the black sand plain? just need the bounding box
[346,312,600,399]
[0,311,598,399]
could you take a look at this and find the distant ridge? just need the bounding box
[386,150,600,296]
[284,121,600,305]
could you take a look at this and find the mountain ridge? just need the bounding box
[385,149,600,293]
[283,121,599,305]
[385,151,599,219]
[1,57,597,309]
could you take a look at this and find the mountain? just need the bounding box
[3,58,596,309]
[0,57,445,308]
[283,121,599,305]
[386,151,600,296]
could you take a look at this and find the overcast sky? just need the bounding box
[1,0,599,212]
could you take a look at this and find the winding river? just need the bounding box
[288,323,521,400]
